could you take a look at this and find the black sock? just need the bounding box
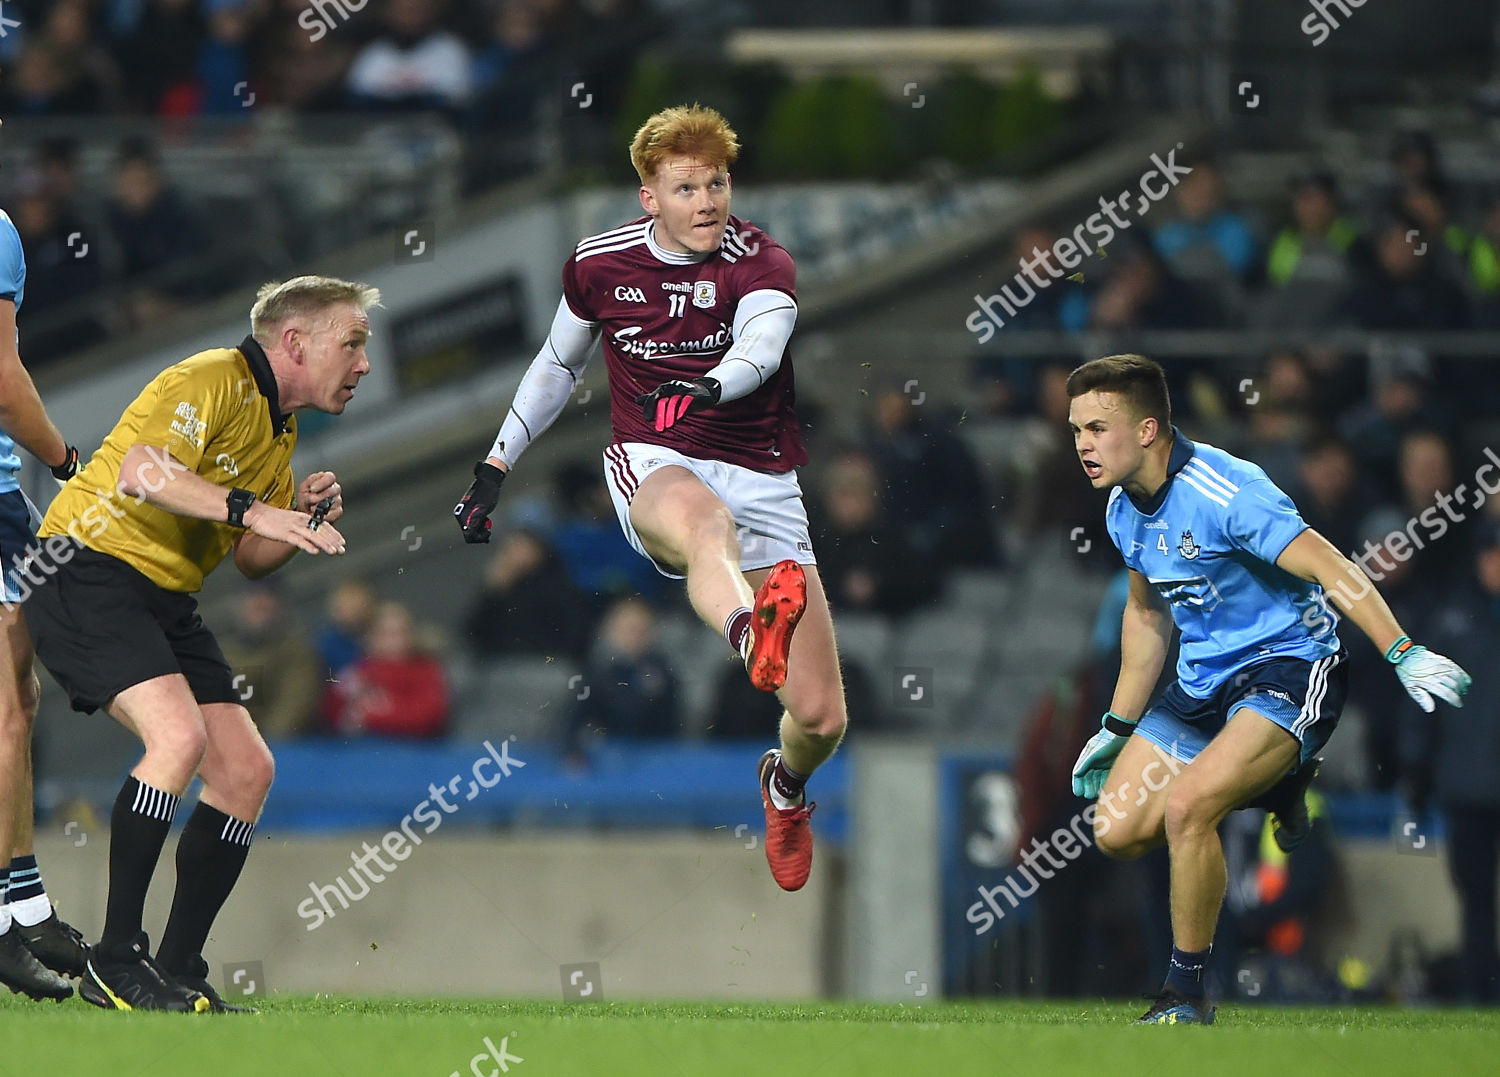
[101,777,180,955]
[771,756,807,803]
[1164,945,1211,998]
[156,804,255,977]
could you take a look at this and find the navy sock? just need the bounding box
[1165,946,1211,998]
[6,853,44,903]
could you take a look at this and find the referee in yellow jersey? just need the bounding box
[24,276,378,1012]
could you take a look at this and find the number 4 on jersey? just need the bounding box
[1157,533,1170,554]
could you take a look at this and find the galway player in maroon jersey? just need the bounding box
[454,105,845,891]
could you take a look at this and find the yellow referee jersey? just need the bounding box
[40,336,297,592]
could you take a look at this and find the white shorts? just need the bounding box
[602,442,816,580]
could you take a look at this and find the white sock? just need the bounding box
[6,893,52,927]
[0,905,9,935]
[768,783,803,811]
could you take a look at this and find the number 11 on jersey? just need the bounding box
[668,293,686,317]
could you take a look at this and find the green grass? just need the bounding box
[3,995,1499,1076]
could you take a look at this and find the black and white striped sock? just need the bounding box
[5,854,53,927]
[99,776,181,956]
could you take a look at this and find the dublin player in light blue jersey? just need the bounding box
[1065,354,1471,1025]
[0,204,88,1002]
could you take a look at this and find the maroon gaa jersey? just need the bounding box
[562,214,807,473]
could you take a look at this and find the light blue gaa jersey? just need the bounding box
[1105,428,1340,697]
[0,209,24,493]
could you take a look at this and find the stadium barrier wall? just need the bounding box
[34,833,835,999]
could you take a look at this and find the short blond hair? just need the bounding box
[630,104,740,185]
[250,275,382,340]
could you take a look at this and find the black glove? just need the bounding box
[454,460,506,544]
[50,445,78,483]
[634,377,720,433]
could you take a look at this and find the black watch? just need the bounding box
[226,487,257,528]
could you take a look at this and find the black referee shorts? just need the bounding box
[26,544,237,714]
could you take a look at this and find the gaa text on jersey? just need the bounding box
[613,286,648,303]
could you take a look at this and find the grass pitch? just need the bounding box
[3,995,1498,1076]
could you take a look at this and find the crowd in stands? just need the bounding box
[0,0,650,126]
[1016,132,1500,336]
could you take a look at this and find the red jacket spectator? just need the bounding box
[323,601,450,738]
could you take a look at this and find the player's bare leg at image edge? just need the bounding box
[0,604,76,1000]
[1093,710,1300,1024]
[628,465,847,891]
[81,674,270,1013]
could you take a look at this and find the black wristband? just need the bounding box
[694,376,722,405]
[1103,711,1138,737]
[226,487,256,528]
[50,445,79,482]
[474,460,506,489]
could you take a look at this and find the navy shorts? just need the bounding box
[1135,649,1349,768]
[0,489,40,603]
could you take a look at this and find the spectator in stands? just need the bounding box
[1392,429,1473,587]
[196,0,260,115]
[0,39,109,116]
[1389,129,1447,199]
[1397,179,1471,276]
[347,0,474,113]
[323,601,451,739]
[9,175,108,358]
[114,0,205,113]
[1342,213,1472,331]
[862,380,999,569]
[563,595,680,759]
[7,0,122,114]
[1243,350,1318,492]
[1466,190,1500,323]
[1059,236,1212,332]
[219,581,321,740]
[1292,434,1371,559]
[258,10,356,112]
[550,458,663,605]
[471,0,558,96]
[1014,363,1113,560]
[1342,506,1426,791]
[1400,521,1500,1002]
[809,447,935,618]
[461,528,592,662]
[36,138,84,207]
[1152,157,1259,284]
[969,224,1072,417]
[1258,170,1359,328]
[1338,363,1448,500]
[314,577,377,681]
[105,137,209,324]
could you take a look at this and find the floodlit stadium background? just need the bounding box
[9,0,1500,1005]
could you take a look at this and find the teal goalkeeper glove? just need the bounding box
[1387,636,1472,713]
[1071,711,1138,799]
